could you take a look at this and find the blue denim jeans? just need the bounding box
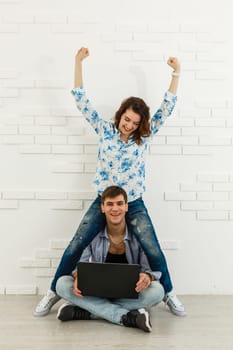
[56,275,164,325]
[51,196,173,293]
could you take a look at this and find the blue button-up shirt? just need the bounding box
[78,227,161,280]
[71,86,177,202]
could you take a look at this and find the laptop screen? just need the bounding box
[77,262,140,299]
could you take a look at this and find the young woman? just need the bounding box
[34,47,185,317]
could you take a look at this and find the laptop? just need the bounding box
[77,261,140,299]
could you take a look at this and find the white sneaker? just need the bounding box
[33,290,61,317]
[164,293,186,316]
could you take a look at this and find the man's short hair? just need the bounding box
[101,186,128,204]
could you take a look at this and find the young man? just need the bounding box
[55,186,164,333]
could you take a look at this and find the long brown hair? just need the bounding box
[114,97,151,145]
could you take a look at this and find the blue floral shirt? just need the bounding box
[71,86,177,202]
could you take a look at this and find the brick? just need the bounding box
[160,240,180,250]
[35,14,67,24]
[196,71,225,80]
[0,125,17,134]
[117,23,147,32]
[20,259,50,268]
[230,212,233,220]
[35,191,67,200]
[168,119,194,127]
[180,23,210,32]
[182,146,211,155]
[84,145,98,154]
[35,135,66,144]
[149,23,179,32]
[197,192,228,201]
[0,87,18,97]
[52,126,84,135]
[197,211,228,221]
[19,126,50,135]
[102,32,132,42]
[0,24,18,32]
[196,99,226,108]
[4,79,34,88]
[3,15,34,23]
[0,286,5,295]
[68,136,97,144]
[199,136,231,145]
[20,145,51,154]
[52,145,83,154]
[3,135,34,144]
[0,200,18,209]
[0,71,18,79]
[150,136,166,145]
[214,202,233,210]
[36,117,66,126]
[165,192,196,201]
[181,201,213,210]
[157,127,181,136]
[51,200,83,210]
[35,269,56,277]
[84,163,97,173]
[115,42,147,52]
[2,191,34,199]
[167,136,198,145]
[198,173,229,182]
[52,162,84,173]
[149,145,182,155]
[49,240,69,249]
[51,108,81,117]
[35,80,67,88]
[212,108,233,118]
[68,192,95,200]
[214,183,233,191]
[195,119,225,127]
[51,24,83,33]
[180,183,212,192]
[35,249,63,259]
[6,285,37,295]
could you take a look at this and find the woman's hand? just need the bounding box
[75,47,90,62]
[167,56,180,73]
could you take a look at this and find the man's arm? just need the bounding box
[74,47,89,88]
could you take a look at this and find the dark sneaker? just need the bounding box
[57,303,91,322]
[122,308,152,332]
[33,290,61,317]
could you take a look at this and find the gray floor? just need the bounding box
[0,295,233,350]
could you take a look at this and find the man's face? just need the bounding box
[101,194,128,226]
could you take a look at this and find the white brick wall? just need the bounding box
[0,0,232,295]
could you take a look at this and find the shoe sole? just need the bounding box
[138,309,152,332]
[56,303,71,320]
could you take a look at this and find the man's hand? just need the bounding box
[75,47,90,63]
[135,272,151,293]
[167,56,180,73]
[72,273,83,298]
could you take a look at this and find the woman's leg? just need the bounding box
[51,196,105,291]
[126,198,173,294]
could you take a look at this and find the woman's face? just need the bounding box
[118,108,141,140]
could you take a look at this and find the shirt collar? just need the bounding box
[101,226,130,240]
